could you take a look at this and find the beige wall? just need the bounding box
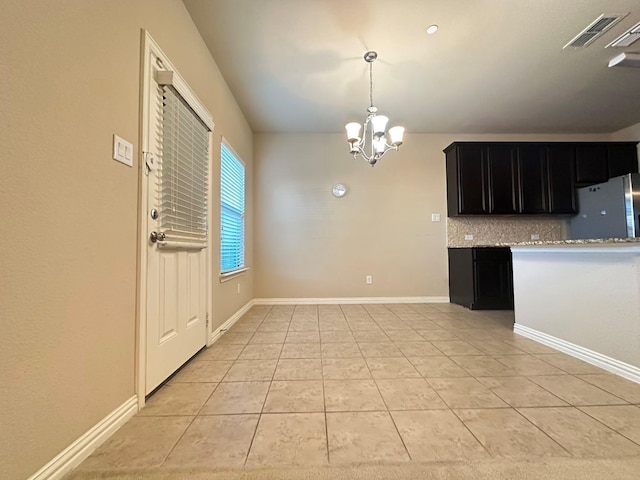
[254,133,450,299]
[612,122,640,140]
[0,1,253,478]
[254,133,615,300]
[611,122,640,161]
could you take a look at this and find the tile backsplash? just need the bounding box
[447,217,566,247]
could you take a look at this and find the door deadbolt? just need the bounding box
[150,208,159,220]
[150,231,165,243]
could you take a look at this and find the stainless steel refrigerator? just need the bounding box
[568,173,640,240]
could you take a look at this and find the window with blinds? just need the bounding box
[159,86,209,246]
[220,143,245,273]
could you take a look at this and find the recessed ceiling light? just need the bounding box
[426,24,438,35]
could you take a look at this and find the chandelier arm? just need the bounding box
[357,150,373,163]
[374,145,398,161]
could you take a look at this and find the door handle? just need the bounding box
[149,231,166,243]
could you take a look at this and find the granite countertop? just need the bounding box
[448,237,640,248]
[500,237,640,246]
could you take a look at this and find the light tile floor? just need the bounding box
[75,303,640,472]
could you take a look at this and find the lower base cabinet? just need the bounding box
[448,247,514,310]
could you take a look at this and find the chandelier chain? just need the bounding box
[369,61,374,108]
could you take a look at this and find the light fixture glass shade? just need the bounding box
[370,115,389,137]
[388,126,405,146]
[373,136,386,153]
[345,122,362,142]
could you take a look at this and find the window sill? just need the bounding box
[219,267,249,283]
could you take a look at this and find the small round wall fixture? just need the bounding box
[332,183,347,198]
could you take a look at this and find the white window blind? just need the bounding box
[159,86,209,246]
[220,143,245,273]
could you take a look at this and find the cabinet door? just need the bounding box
[575,143,608,186]
[546,144,576,214]
[472,248,513,310]
[487,145,518,214]
[608,144,639,178]
[448,248,474,308]
[517,145,547,214]
[457,145,488,214]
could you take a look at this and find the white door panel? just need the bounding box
[146,245,206,393]
[142,44,210,395]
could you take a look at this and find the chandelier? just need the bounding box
[345,51,405,166]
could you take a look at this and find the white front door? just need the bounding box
[141,36,212,395]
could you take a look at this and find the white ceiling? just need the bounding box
[183,0,640,134]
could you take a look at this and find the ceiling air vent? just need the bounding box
[606,22,640,48]
[563,13,628,49]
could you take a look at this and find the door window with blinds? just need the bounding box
[155,72,211,248]
[220,143,245,273]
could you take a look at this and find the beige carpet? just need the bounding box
[66,457,640,480]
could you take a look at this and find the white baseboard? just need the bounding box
[253,296,450,305]
[28,396,138,480]
[209,299,255,344]
[514,323,640,384]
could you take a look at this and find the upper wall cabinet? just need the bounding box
[545,143,576,214]
[517,145,548,214]
[607,143,639,179]
[445,141,638,217]
[451,144,489,215]
[575,143,608,186]
[487,144,519,214]
[575,142,639,186]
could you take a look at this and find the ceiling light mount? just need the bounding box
[608,52,640,68]
[364,51,378,62]
[345,51,404,166]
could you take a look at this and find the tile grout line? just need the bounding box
[242,307,288,466]
[576,405,640,448]
[322,308,333,465]
[355,315,414,462]
[510,406,574,457]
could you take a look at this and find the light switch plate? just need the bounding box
[464,234,474,241]
[113,134,133,167]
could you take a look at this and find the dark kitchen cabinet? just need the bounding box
[608,143,639,179]
[574,142,638,186]
[575,143,608,186]
[545,144,577,214]
[446,144,488,215]
[487,144,518,214]
[516,145,547,214]
[446,142,576,216]
[446,143,518,216]
[448,247,513,310]
[445,141,637,216]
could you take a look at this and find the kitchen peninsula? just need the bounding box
[510,239,640,383]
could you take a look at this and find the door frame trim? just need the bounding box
[136,30,214,409]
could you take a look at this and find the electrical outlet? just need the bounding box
[531,234,540,240]
[366,275,373,284]
[237,282,240,294]
[464,234,473,241]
